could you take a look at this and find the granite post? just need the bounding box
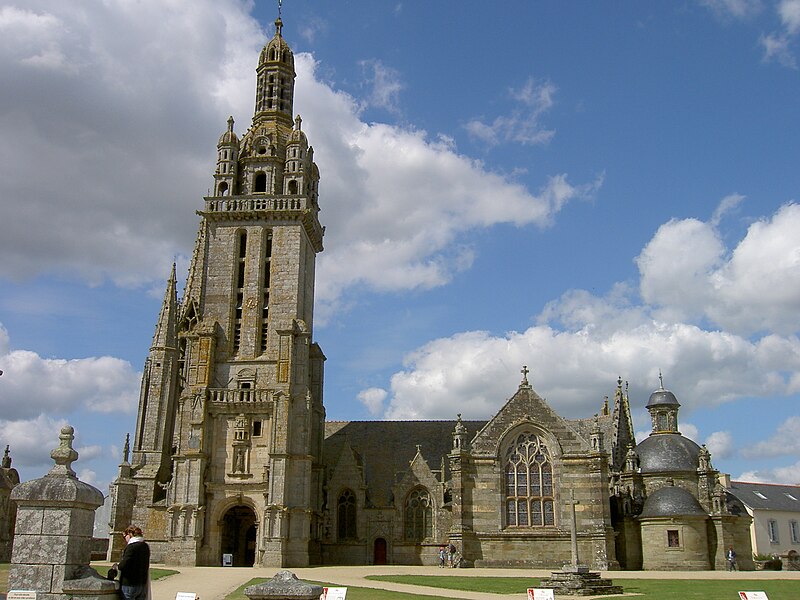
[9,425,118,600]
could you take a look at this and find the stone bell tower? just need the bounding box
[115,15,326,568]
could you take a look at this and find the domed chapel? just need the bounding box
[107,16,752,570]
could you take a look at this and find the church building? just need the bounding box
[108,16,752,571]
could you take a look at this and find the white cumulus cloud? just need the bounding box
[637,202,800,336]
[0,414,67,469]
[370,201,800,423]
[0,346,141,420]
[741,415,800,458]
[357,387,388,415]
[737,461,800,484]
[705,430,735,459]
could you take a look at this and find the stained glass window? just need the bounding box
[404,488,433,541]
[504,432,556,527]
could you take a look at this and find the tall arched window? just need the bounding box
[404,488,432,541]
[504,432,555,527]
[337,489,357,540]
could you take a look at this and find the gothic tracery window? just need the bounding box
[504,431,555,527]
[404,488,433,541]
[337,489,357,540]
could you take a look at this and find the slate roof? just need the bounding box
[640,485,707,518]
[728,481,800,512]
[323,405,616,508]
[570,414,614,454]
[324,420,486,507]
[636,433,701,472]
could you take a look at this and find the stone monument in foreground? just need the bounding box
[9,425,118,600]
[244,570,324,600]
[538,490,623,596]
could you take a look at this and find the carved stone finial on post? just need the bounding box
[49,425,79,477]
[2,444,11,468]
[10,425,111,599]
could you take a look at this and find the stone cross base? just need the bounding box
[539,570,623,596]
[244,570,324,600]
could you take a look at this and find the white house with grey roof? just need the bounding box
[726,479,800,568]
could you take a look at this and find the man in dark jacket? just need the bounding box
[115,525,150,600]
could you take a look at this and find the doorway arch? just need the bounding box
[373,537,387,565]
[220,504,257,566]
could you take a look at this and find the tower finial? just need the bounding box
[275,0,283,36]
[521,365,530,387]
[658,369,664,390]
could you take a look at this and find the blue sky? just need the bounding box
[1,0,800,492]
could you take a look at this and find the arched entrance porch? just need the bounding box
[220,504,257,566]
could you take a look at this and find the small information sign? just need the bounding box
[176,593,199,600]
[738,593,769,600]
[222,553,233,566]
[527,589,554,600]
[7,592,38,600]
[322,587,348,600]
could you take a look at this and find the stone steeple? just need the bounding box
[610,377,635,472]
[254,17,296,126]
[130,264,180,496]
[114,12,326,568]
[151,263,178,350]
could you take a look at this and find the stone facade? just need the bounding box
[318,376,751,570]
[609,380,753,570]
[109,17,325,568]
[320,374,617,569]
[110,14,752,570]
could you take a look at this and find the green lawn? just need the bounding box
[368,574,538,594]
[367,575,800,600]
[226,577,444,600]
